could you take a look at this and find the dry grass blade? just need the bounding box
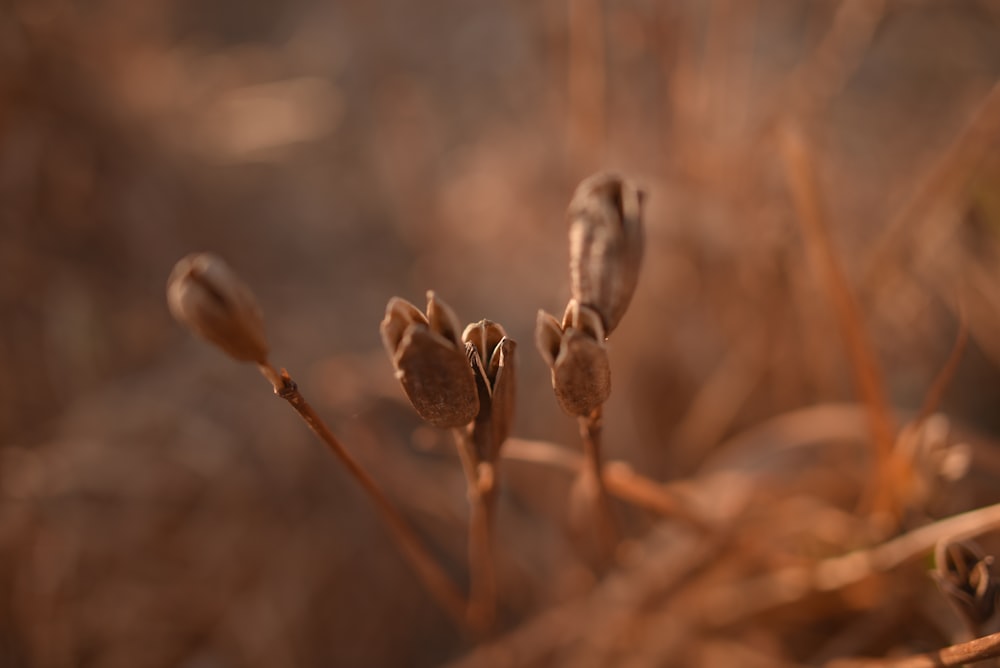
[705,500,1000,627]
[914,306,968,427]
[779,122,899,521]
[862,82,1000,291]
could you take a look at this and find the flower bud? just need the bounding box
[567,172,645,335]
[166,253,270,364]
[380,292,479,428]
[535,300,610,417]
[463,320,516,461]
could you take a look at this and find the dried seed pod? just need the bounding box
[463,320,516,461]
[535,301,611,417]
[568,172,645,335]
[167,252,270,364]
[380,292,479,428]
[933,539,999,632]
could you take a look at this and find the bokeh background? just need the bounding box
[3,0,1000,666]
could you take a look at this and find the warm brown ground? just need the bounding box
[3,1,1000,666]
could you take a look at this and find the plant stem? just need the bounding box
[578,406,619,563]
[453,427,497,632]
[503,437,712,531]
[826,629,1000,668]
[256,363,467,627]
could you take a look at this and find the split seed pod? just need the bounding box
[568,172,645,335]
[167,252,270,364]
[463,320,516,462]
[535,300,610,417]
[381,292,479,428]
[933,539,999,632]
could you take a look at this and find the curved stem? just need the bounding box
[257,363,467,627]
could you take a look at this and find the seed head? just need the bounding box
[167,253,270,364]
[535,300,610,417]
[933,539,999,632]
[568,172,645,335]
[463,320,516,461]
[380,292,479,428]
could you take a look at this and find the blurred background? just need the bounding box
[2,0,1000,665]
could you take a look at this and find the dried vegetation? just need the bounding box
[3,1,1000,667]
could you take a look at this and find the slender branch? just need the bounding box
[503,437,712,532]
[705,500,1000,627]
[915,306,968,426]
[862,82,1000,293]
[256,362,467,627]
[826,629,1000,668]
[452,427,498,632]
[578,407,620,562]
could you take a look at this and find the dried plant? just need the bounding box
[382,294,516,631]
[381,292,479,428]
[168,253,467,626]
[567,171,645,335]
[535,300,610,417]
[933,540,1000,638]
[536,172,646,566]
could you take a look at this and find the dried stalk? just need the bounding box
[503,437,711,531]
[577,407,620,561]
[256,362,467,627]
[453,427,498,632]
[779,123,901,526]
[826,629,1000,668]
[705,500,1000,627]
[862,82,1000,293]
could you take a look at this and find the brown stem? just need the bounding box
[578,406,620,563]
[826,630,1000,668]
[502,437,712,532]
[256,363,467,627]
[453,427,498,633]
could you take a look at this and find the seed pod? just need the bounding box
[380,292,479,428]
[568,172,645,335]
[463,320,516,461]
[535,301,610,417]
[933,539,999,633]
[167,253,270,364]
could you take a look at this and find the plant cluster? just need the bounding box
[167,171,654,632]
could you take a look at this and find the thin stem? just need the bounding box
[779,123,901,527]
[502,437,712,532]
[705,500,1000,627]
[826,629,1000,668]
[453,427,498,632]
[578,406,619,563]
[256,363,467,627]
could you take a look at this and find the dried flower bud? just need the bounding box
[380,292,479,428]
[463,320,516,462]
[167,253,270,364]
[933,539,999,632]
[568,171,645,335]
[535,300,610,417]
